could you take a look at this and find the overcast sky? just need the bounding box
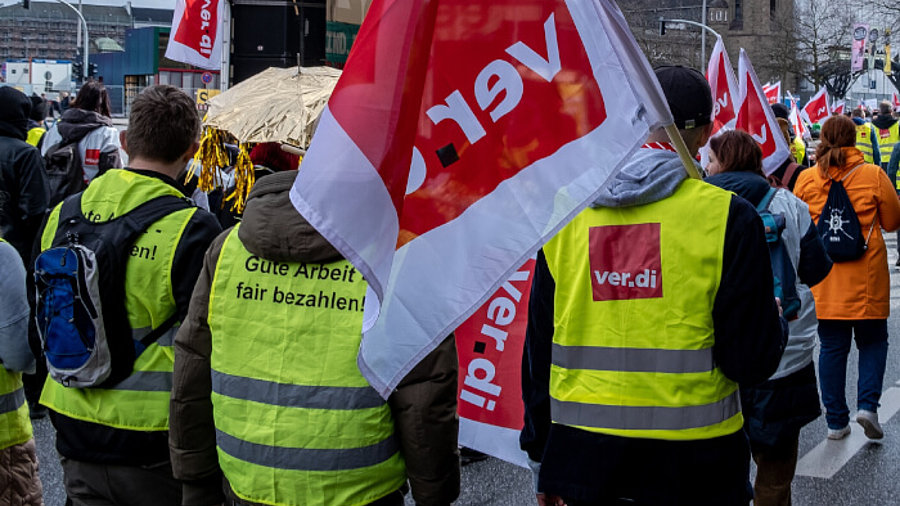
[2,0,176,8]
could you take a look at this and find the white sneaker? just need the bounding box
[857,410,884,440]
[827,425,851,440]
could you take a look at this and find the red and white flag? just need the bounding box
[893,93,900,111]
[706,36,739,136]
[290,0,674,397]
[802,87,830,125]
[789,95,809,140]
[831,100,845,116]
[763,81,782,105]
[165,0,224,70]
[736,49,791,175]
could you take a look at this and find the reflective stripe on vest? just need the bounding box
[878,122,900,162]
[543,178,742,441]
[38,169,194,431]
[857,124,875,164]
[209,226,406,506]
[0,237,34,450]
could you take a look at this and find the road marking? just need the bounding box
[796,387,900,479]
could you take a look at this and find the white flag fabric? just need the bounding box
[788,94,810,140]
[165,0,225,70]
[736,49,791,175]
[289,0,673,397]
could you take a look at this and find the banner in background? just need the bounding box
[290,0,675,396]
[165,0,224,70]
[737,49,792,175]
[456,259,535,467]
[852,24,869,72]
[831,100,845,116]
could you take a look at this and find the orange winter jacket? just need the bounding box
[793,148,900,319]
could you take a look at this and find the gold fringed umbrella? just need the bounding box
[193,66,342,211]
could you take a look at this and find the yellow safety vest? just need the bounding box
[877,122,900,163]
[791,137,806,164]
[26,127,45,147]
[543,178,741,441]
[857,123,876,164]
[208,226,406,506]
[39,169,196,431]
[0,237,33,451]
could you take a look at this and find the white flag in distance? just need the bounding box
[736,49,791,175]
[290,0,673,396]
[165,0,224,70]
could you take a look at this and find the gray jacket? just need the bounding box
[0,241,35,373]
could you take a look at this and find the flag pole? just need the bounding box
[664,124,703,180]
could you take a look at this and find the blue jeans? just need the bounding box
[818,319,889,429]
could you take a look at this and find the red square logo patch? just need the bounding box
[588,223,663,301]
[84,149,100,166]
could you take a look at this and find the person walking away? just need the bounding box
[520,66,786,506]
[706,130,832,506]
[40,81,122,207]
[169,170,460,506]
[36,85,221,505]
[0,87,49,263]
[0,236,43,505]
[26,95,49,149]
[769,117,807,190]
[794,115,900,440]
[772,103,807,167]
[873,101,899,171]
[852,107,880,166]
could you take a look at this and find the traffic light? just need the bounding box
[72,61,83,81]
[659,18,666,36]
[88,63,98,78]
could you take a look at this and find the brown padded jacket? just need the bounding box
[168,171,460,506]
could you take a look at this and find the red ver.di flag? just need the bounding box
[456,259,535,467]
[802,87,830,125]
[705,36,739,136]
[736,49,791,175]
[165,0,224,70]
[290,0,674,396]
[763,81,781,105]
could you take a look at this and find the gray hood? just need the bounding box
[237,170,342,264]
[591,148,693,208]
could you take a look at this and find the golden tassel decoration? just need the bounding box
[189,128,229,192]
[225,143,255,213]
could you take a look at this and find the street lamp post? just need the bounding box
[55,0,88,84]
[660,17,721,67]
[701,0,707,66]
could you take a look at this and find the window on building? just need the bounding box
[731,0,743,30]
[770,0,777,18]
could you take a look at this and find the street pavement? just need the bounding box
[33,236,900,505]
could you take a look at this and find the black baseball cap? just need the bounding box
[654,65,712,130]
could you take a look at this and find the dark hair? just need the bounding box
[815,115,857,172]
[708,130,763,176]
[126,85,200,164]
[71,80,112,118]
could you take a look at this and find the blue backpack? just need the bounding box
[756,188,801,320]
[34,193,191,388]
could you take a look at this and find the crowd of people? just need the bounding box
[0,66,899,506]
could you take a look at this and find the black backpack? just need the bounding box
[816,164,876,262]
[756,188,801,320]
[34,193,192,388]
[43,138,87,208]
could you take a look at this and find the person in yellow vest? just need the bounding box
[873,101,899,169]
[520,66,786,506]
[852,107,881,165]
[25,95,48,149]
[37,85,221,505]
[169,170,460,506]
[0,237,43,505]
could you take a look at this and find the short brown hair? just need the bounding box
[708,130,763,176]
[126,85,200,164]
[815,115,857,172]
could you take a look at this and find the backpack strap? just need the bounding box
[135,311,180,352]
[757,187,778,212]
[120,194,195,234]
[781,163,802,187]
[836,163,866,182]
